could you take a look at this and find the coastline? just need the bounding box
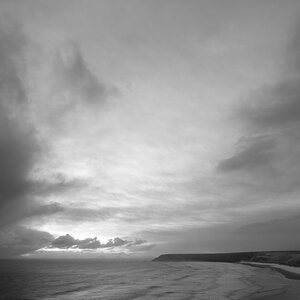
[255,281,300,300]
[241,262,300,280]
[152,251,300,299]
[241,262,300,300]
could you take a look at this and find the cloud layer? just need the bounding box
[217,20,300,198]
[0,25,41,228]
[1,1,300,258]
[48,234,148,250]
[54,42,114,104]
[0,226,54,258]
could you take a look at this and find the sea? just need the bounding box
[0,259,287,300]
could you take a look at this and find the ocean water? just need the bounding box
[0,259,286,300]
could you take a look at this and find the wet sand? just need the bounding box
[147,262,287,300]
[241,262,300,300]
[256,281,300,300]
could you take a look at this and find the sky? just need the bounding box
[1,0,300,259]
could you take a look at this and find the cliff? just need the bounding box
[152,251,300,267]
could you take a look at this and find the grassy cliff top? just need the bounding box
[153,251,300,267]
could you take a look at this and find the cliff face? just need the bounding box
[153,251,300,267]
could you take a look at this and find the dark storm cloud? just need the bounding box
[217,21,300,181]
[240,80,300,128]
[1,202,65,227]
[0,226,54,258]
[0,25,41,227]
[0,111,38,204]
[0,24,99,229]
[55,42,116,104]
[49,234,148,250]
[217,136,276,172]
[212,22,300,249]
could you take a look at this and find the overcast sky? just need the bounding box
[1,0,300,259]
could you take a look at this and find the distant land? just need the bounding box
[153,251,300,267]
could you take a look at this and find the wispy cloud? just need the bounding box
[54,42,117,105]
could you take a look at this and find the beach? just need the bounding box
[255,281,300,300]
[241,262,300,300]
[0,259,297,299]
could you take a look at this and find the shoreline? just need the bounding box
[241,262,300,300]
[241,262,300,280]
[153,252,300,299]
